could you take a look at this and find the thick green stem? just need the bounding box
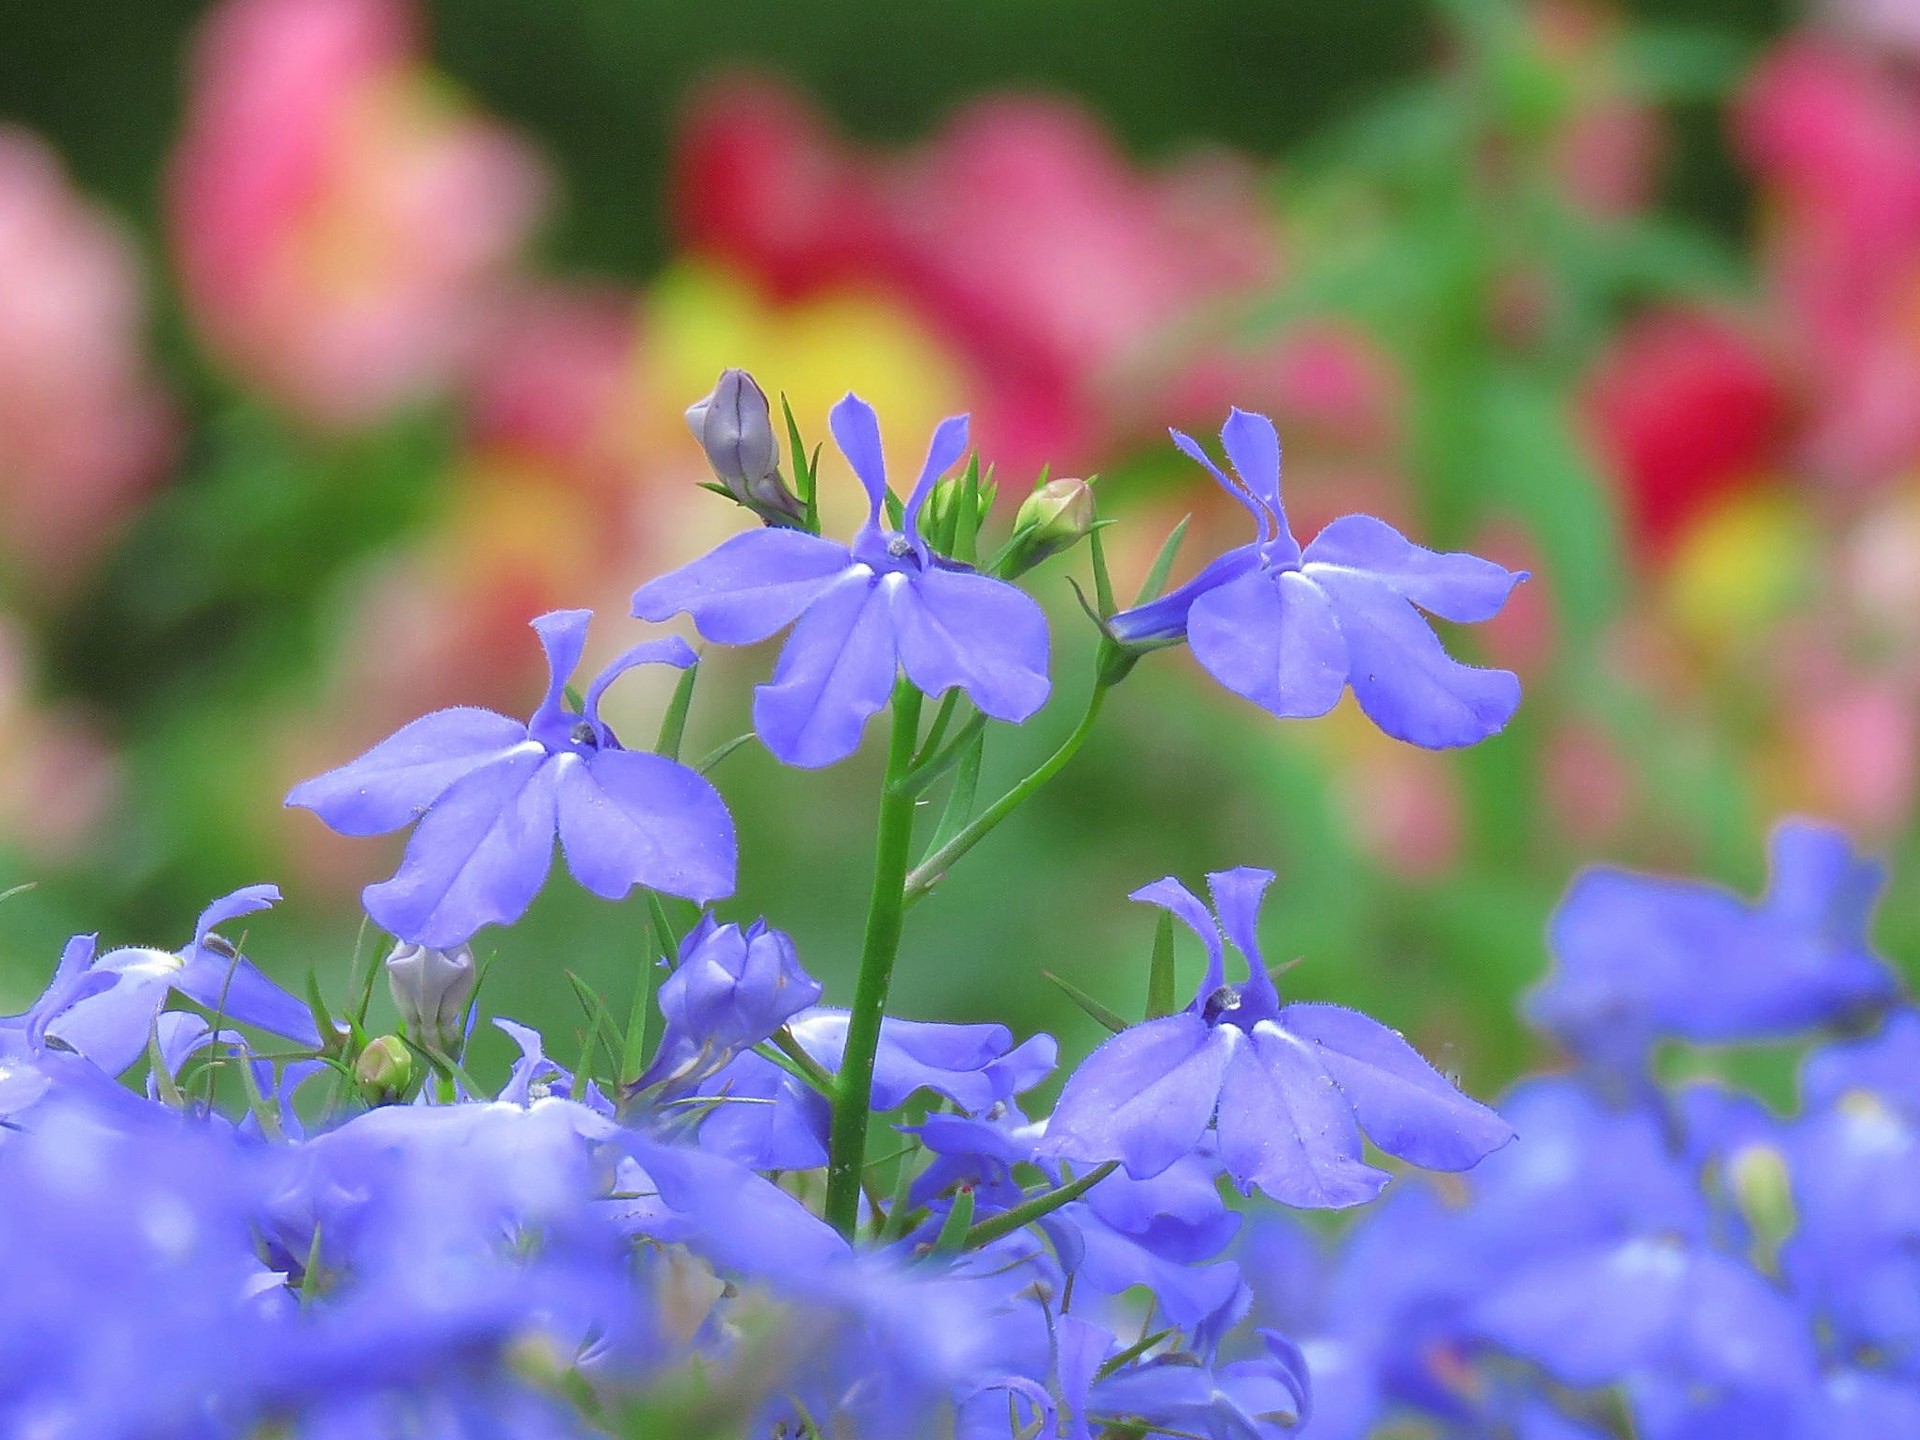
[960,1162,1119,1250]
[824,683,926,1236]
[901,684,1108,909]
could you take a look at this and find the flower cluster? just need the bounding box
[0,381,1544,1435]
[1246,819,1920,1439]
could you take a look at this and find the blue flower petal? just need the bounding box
[363,744,560,948]
[900,413,971,540]
[892,566,1050,723]
[1042,1013,1236,1179]
[1219,407,1298,560]
[753,569,896,768]
[829,391,892,525]
[1218,1024,1387,1208]
[1281,1002,1514,1170]
[555,748,736,905]
[631,528,855,645]
[1105,544,1262,648]
[1310,568,1521,748]
[284,707,529,837]
[581,636,697,738]
[1304,513,1526,622]
[528,609,594,738]
[1189,568,1347,722]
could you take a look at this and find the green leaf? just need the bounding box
[694,732,756,775]
[1132,516,1191,605]
[654,659,700,764]
[146,1018,186,1108]
[1146,910,1177,1019]
[1044,970,1128,1035]
[1087,527,1117,618]
[565,970,620,1088]
[930,1183,977,1259]
[922,729,985,860]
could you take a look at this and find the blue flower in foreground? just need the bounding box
[1529,819,1897,1060]
[1041,867,1512,1208]
[287,609,736,948]
[632,392,1050,768]
[1108,409,1526,748]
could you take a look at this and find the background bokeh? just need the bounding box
[1,0,1911,1097]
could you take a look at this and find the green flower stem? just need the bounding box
[824,681,927,1237]
[960,1161,1119,1251]
[901,682,1109,910]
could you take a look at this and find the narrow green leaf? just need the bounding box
[654,659,700,764]
[922,729,985,860]
[298,1224,326,1308]
[930,1184,977,1259]
[1087,527,1117,618]
[1133,516,1192,604]
[565,970,620,1088]
[639,891,681,1068]
[146,1018,186,1108]
[781,394,819,535]
[694,732,756,774]
[1146,910,1177,1019]
[1044,970,1128,1035]
[303,968,339,1055]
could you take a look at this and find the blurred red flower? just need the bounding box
[1582,308,1790,553]
[673,75,1283,475]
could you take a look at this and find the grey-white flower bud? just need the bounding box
[686,368,805,526]
[385,942,476,1054]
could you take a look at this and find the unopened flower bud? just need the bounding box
[385,941,476,1055]
[686,368,805,527]
[354,1033,415,1103]
[1004,476,1095,576]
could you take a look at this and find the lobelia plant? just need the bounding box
[5,378,1550,1437]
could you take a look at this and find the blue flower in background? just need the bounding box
[632,393,1050,768]
[1042,867,1513,1207]
[1529,819,1897,1061]
[34,886,319,1077]
[287,609,736,948]
[1108,409,1526,748]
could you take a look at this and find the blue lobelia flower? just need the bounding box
[1107,409,1526,748]
[631,392,1050,768]
[1041,867,1513,1208]
[287,609,736,948]
[1528,819,1898,1062]
[638,913,822,1093]
[38,886,320,1077]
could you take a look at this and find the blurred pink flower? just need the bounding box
[0,129,172,593]
[1787,677,1916,838]
[1738,39,1920,483]
[169,0,548,431]
[1532,0,1665,220]
[1339,743,1463,879]
[673,76,1283,474]
[1826,0,1920,61]
[1541,721,1633,848]
[0,618,119,864]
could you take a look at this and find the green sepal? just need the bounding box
[1044,970,1128,1035]
[1133,516,1191,604]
